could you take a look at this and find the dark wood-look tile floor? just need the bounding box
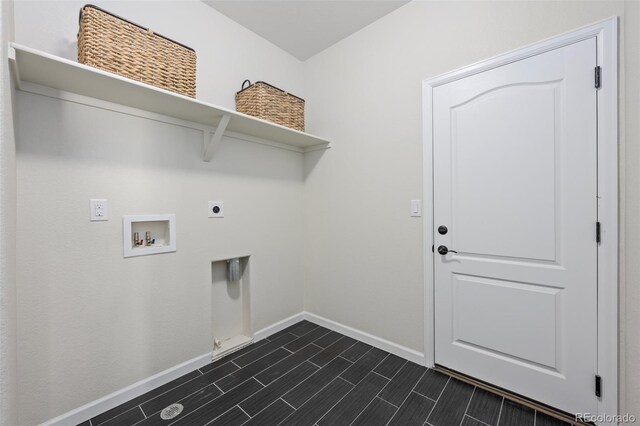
[82,321,571,426]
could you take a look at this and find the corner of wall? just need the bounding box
[0,0,18,424]
[622,1,640,419]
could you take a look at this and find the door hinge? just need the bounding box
[595,66,601,89]
[595,375,602,397]
[596,221,601,243]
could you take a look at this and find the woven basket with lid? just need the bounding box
[77,4,196,97]
[235,80,305,132]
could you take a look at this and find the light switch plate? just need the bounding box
[90,199,108,221]
[410,200,422,217]
[208,201,224,218]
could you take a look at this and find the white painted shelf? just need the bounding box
[8,43,330,159]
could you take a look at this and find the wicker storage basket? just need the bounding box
[78,4,196,97]
[236,80,305,132]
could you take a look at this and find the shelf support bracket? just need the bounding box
[203,114,231,162]
[7,45,22,90]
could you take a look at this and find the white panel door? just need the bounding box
[433,37,597,415]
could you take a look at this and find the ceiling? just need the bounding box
[202,1,410,60]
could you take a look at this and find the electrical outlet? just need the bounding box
[208,201,224,218]
[90,199,108,221]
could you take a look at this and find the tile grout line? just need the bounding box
[370,369,393,381]
[496,397,505,426]
[270,322,317,342]
[467,414,492,426]
[89,323,314,426]
[233,340,291,369]
[308,360,322,368]
[285,329,333,353]
[255,340,330,386]
[94,402,147,426]
[343,359,398,426]
[338,355,355,364]
[459,386,477,426]
[297,374,354,424]
[279,354,352,409]
[138,360,240,417]
[236,404,252,418]
[383,399,400,409]
[290,330,319,339]
[94,322,312,425]
[345,350,399,388]
[382,367,429,425]
[383,357,407,382]
[139,404,146,418]
[141,374,232,421]
[280,397,297,411]
[331,339,359,364]
[236,328,320,368]
[385,371,423,411]
[373,357,408,401]
[340,343,372,364]
[93,369,207,426]
[167,378,266,426]
[304,375,359,426]
[201,405,236,426]
[371,355,402,380]
[413,389,438,403]
[241,395,284,422]
[185,358,311,425]
[423,376,451,425]
[224,341,323,403]
[348,394,378,426]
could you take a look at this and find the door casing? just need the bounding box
[422,17,618,423]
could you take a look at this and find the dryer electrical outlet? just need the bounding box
[208,201,224,218]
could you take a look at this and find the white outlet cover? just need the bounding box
[208,201,224,218]
[90,199,108,221]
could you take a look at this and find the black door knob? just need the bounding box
[437,245,458,255]
[438,226,448,235]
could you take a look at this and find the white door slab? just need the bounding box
[432,37,598,415]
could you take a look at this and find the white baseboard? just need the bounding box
[303,312,426,365]
[40,352,211,426]
[253,312,306,342]
[40,311,424,425]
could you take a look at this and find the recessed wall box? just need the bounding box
[123,214,176,258]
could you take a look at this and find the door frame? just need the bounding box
[422,17,618,421]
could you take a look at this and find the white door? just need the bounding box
[433,37,598,415]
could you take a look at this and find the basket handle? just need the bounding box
[241,80,251,90]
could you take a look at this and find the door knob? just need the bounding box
[437,245,458,255]
[438,226,448,235]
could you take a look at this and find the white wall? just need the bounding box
[13,1,306,424]
[0,1,17,425]
[303,0,638,418]
[621,0,640,418]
